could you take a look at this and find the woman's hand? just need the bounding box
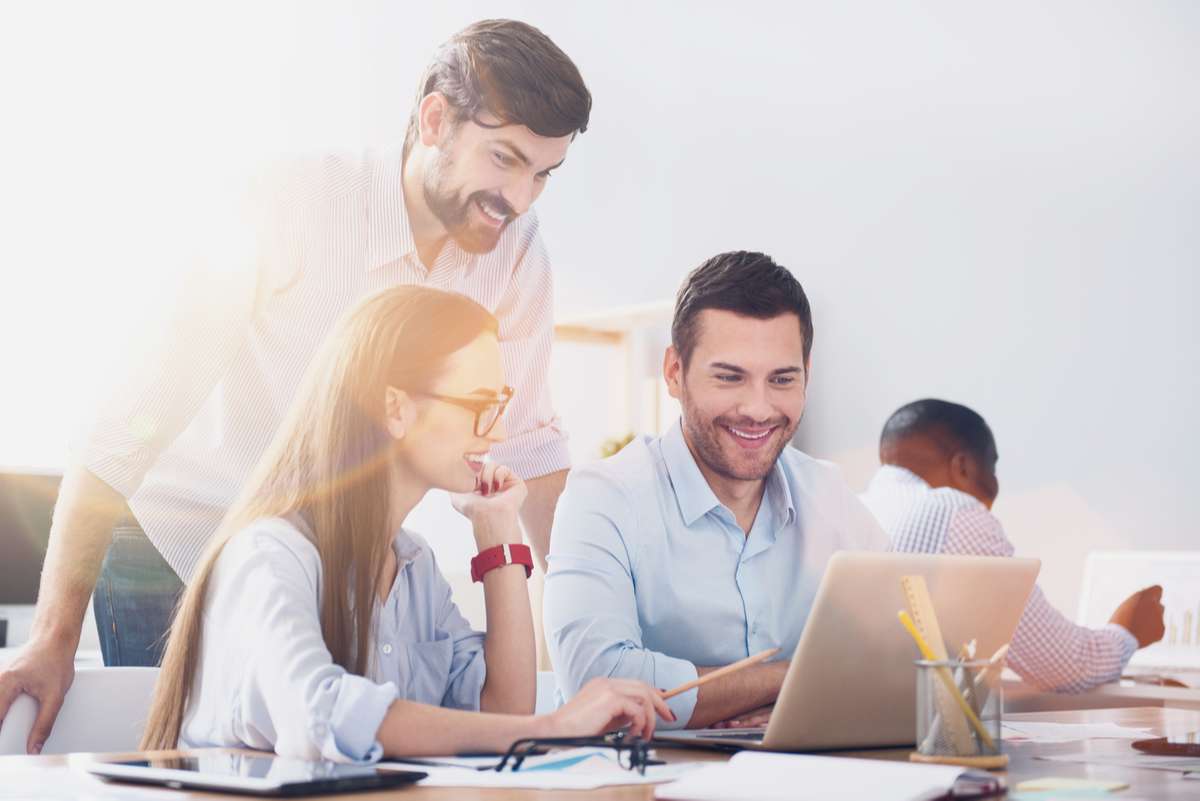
[450,463,527,550]
[541,678,676,740]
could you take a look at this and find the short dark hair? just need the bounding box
[403,20,591,159]
[881,399,996,465]
[671,251,814,367]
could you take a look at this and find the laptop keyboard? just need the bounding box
[696,730,766,741]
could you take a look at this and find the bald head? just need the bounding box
[879,399,1000,508]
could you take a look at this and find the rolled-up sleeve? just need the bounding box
[544,468,699,728]
[487,218,571,481]
[233,537,396,764]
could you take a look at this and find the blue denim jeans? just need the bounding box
[93,522,183,667]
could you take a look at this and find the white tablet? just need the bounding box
[87,752,426,796]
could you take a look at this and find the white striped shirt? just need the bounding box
[74,147,569,581]
[861,465,1137,693]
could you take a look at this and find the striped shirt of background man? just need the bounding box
[74,147,568,581]
[861,464,1136,693]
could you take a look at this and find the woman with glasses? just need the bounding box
[141,286,673,762]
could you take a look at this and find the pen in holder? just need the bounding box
[912,658,1006,770]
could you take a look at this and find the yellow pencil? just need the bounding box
[897,611,997,751]
[660,647,781,700]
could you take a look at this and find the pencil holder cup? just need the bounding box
[912,659,1006,769]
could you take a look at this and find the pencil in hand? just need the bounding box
[659,647,781,700]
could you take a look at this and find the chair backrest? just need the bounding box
[0,666,159,755]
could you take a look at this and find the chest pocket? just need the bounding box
[401,637,454,706]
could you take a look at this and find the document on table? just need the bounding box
[1002,721,1154,743]
[1038,751,1200,775]
[380,748,701,790]
[654,751,999,801]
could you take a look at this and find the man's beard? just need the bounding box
[679,387,799,482]
[422,152,515,254]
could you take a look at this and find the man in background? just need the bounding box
[861,398,1165,692]
[0,19,589,753]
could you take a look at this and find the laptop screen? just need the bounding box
[1077,550,1200,669]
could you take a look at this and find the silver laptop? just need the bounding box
[1077,550,1200,687]
[656,552,1039,751]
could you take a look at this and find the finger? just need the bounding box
[629,700,650,739]
[478,463,498,495]
[0,676,23,727]
[28,690,65,755]
[646,687,676,722]
[1144,585,1163,602]
[494,465,513,494]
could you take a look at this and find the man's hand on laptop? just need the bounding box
[1109,584,1166,648]
[711,704,773,730]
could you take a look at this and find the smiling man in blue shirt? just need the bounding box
[544,251,887,730]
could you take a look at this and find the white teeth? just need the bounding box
[478,200,506,222]
[465,454,485,464]
[728,427,772,440]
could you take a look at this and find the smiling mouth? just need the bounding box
[464,453,487,473]
[721,424,779,449]
[474,197,508,228]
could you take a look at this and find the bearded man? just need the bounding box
[544,251,887,730]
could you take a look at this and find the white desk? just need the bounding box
[1005,677,1200,712]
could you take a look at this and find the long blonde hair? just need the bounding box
[141,286,498,749]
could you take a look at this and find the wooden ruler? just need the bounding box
[901,574,979,755]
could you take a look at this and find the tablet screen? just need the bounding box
[90,753,426,796]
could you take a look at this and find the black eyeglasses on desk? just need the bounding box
[495,733,663,775]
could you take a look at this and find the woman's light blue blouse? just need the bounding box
[180,516,486,763]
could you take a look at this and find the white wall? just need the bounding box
[3,2,1197,619]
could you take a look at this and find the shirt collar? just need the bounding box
[661,418,796,530]
[871,463,930,490]
[367,147,418,271]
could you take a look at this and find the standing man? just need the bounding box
[861,398,1165,692]
[544,252,888,730]
[0,19,588,754]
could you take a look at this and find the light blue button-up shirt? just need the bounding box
[181,516,486,763]
[544,421,888,727]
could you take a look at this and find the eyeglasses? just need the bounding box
[495,733,662,775]
[418,385,514,437]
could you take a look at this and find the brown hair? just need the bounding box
[671,251,815,368]
[141,286,498,750]
[402,19,591,160]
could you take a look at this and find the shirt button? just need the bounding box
[381,643,393,655]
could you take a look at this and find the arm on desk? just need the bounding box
[377,678,672,757]
[688,661,789,730]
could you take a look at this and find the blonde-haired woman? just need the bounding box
[142,286,672,762]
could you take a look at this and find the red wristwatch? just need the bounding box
[471,543,534,582]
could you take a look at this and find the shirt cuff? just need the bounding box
[1104,623,1139,665]
[490,429,571,481]
[309,674,397,764]
[650,653,700,730]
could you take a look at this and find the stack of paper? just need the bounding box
[654,752,999,801]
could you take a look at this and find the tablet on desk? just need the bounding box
[87,752,426,796]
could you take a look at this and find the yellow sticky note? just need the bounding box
[1016,777,1130,792]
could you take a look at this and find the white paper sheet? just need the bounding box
[654,751,993,801]
[1002,721,1154,743]
[1038,751,1200,774]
